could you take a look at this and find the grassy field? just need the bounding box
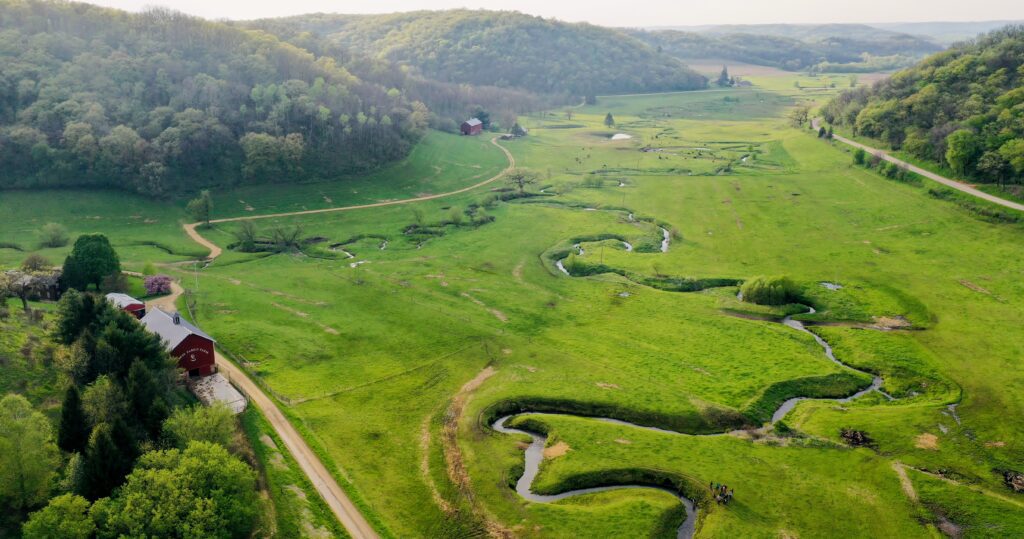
[3,68,1023,537]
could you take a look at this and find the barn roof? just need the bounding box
[141,308,215,351]
[105,292,144,309]
[464,118,482,127]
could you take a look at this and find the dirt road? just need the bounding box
[151,137,516,536]
[204,136,515,228]
[812,119,1024,213]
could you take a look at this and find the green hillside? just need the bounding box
[0,0,425,196]
[257,10,708,96]
[822,25,1024,185]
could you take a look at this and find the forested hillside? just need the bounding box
[633,24,942,71]
[822,26,1024,185]
[258,10,708,96]
[243,17,558,133]
[0,0,427,195]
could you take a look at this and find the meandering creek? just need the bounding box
[493,303,894,534]
[492,415,697,539]
[498,201,902,536]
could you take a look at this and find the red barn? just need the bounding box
[461,118,483,136]
[141,308,216,377]
[106,292,146,319]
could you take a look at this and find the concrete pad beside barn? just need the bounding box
[189,373,247,414]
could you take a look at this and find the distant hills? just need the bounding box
[870,21,1024,45]
[633,23,942,72]
[248,10,709,97]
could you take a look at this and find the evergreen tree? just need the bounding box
[717,65,731,87]
[82,423,128,500]
[604,113,615,128]
[127,361,167,440]
[58,385,90,454]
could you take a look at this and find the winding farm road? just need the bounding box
[812,119,1024,212]
[157,137,515,539]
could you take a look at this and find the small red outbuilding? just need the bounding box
[105,292,146,319]
[461,118,483,136]
[141,308,216,377]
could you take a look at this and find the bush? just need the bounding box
[141,262,157,276]
[852,148,866,165]
[21,253,51,271]
[740,275,800,306]
[38,222,69,248]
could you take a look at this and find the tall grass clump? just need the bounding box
[740,275,800,306]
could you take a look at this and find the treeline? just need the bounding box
[1,290,261,537]
[259,10,708,96]
[631,28,941,71]
[243,17,561,132]
[0,0,427,196]
[822,26,1024,184]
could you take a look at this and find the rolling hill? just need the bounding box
[632,23,942,71]
[822,25,1024,185]
[250,10,708,96]
[0,0,426,195]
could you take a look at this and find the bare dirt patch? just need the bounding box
[595,382,620,390]
[872,316,913,329]
[269,451,287,470]
[543,441,571,459]
[985,441,1006,448]
[959,279,991,295]
[915,433,939,450]
[440,367,511,537]
[892,462,917,501]
[614,438,632,445]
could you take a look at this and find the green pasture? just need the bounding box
[2,78,1023,537]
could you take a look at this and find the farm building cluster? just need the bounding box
[104,292,246,413]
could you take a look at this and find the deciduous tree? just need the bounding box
[0,394,60,510]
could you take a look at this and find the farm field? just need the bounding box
[5,71,1023,537]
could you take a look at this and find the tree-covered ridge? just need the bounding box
[262,10,708,96]
[822,26,1024,185]
[631,27,942,72]
[0,0,427,195]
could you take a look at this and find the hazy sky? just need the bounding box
[83,0,1024,27]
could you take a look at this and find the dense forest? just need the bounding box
[632,25,942,71]
[258,10,708,96]
[242,17,559,133]
[822,26,1024,185]
[0,0,428,195]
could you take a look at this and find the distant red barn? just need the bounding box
[141,308,216,377]
[461,118,483,136]
[105,292,146,319]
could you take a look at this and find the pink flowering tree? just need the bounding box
[144,274,172,296]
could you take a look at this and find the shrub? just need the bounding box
[38,222,69,248]
[144,275,172,296]
[141,262,157,276]
[852,148,866,165]
[740,275,800,306]
[21,253,51,271]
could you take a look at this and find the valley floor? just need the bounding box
[2,73,1022,537]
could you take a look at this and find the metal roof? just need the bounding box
[140,308,215,351]
[464,118,482,127]
[105,292,144,309]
